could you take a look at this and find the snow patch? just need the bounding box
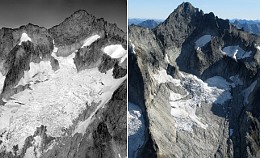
[206,76,231,89]
[131,43,136,54]
[221,45,252,60]
[19,33,32,45]
[0,72,5,92]
[165,54,170,63]
[255,45,260,51]
[103,44,127,59]
[195,35,211,49]
[243,80,257,104]
[128,102,145,158]
[81,35,100,48]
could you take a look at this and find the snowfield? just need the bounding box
[0,43,125,155]
[153,69,235,132]
[220,45,252,60]
[128,102,145,158]
[195,35,212,49]
[103,44,127,63]
[19,33,32,45]
[81,35,100,48]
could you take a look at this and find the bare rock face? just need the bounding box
[129,2,260,158]
[0,9,126,158]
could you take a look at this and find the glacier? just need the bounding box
[0,41,125,154]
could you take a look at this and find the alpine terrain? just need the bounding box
[231,19,260,36]
[129,2,260,158]
[0,10,127,158]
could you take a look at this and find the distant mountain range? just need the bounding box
[129,18,260,35]
[230,19,260,36]
[128,18,163,29]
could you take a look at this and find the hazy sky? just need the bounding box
[129,0,260,20]
[0,0,126,31]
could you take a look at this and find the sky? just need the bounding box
[129,0,260,21]
[0,0,127,31]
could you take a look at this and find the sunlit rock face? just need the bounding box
[0,10,127,158]
[129,2,260,158]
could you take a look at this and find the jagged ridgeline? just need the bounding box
[129,2,260,158]
[0,10,127,157]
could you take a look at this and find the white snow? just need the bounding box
[0,72,5,92]
[103,44,127,59]
[169,75,232,132]
[81,35,100,48]
[0,45,126,154]
[195,35,212,49]
[128,102,145,158]
[243,80,257,104]
[165,54,170,63]
[255,44,260,51]
[221,45,252,60]
[72,71,126,136]
[16,61,54,87]
[19,33,32,45]
[131,43,136,54]
[53,43,58,53]
[153,69,233,132]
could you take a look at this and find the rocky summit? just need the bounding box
[129,2,260,158]
[0,10,127,158]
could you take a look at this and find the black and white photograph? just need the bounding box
[0,0,127,157]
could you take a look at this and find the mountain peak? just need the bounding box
[70,9,94,19]
[175,2,198,14]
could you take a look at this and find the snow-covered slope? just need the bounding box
[195,35,212,49]
[103,44,127,63]
[153,70,233,132]
[18,33,32,45]
[220,45,252,60]
[0,42,125,155]
[81,35,100,48]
